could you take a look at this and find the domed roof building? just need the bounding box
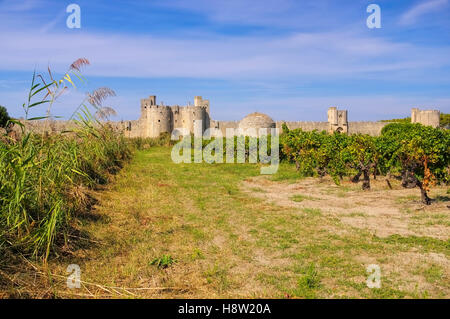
[238,112,276,136]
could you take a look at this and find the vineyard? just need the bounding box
[280,123,449,205]
[179,123,449,205]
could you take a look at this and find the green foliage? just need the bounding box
[0,105,10,128]
[129,132,173,150]
[150,254,176,269]
[380,117,411,123]
[0,115,131,260]
[379,123,449,181]
[440,113,450,127]
[280,124,449,201]
[280,129,364,185]
[0,62,132,260]
[280,129,327,177]
[291,263,321,298]
[172,135,276,164]
[379,113,449,127]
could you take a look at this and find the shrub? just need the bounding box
[0,105,10,128]
[0,60,132,260]
[150,255,176,269]
[280,124,449,203]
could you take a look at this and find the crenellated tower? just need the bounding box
[411,108,440,128]
[138,95,210,138]
[327,107,348,133]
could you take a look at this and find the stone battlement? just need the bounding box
[13,95,442,138]
[127,97,443,138]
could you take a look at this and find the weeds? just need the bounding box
[150,255,176,269]
[291,263,321,298]
[0,59,132,261]
[290,194,318,202]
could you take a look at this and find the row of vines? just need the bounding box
[280,123,449,204]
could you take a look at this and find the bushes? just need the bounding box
[0,106,10,128]
[378,123,449,204]
[280,125,449,203]
[0,115,132,259]
[0,60,132,260]
[129,132,174,150]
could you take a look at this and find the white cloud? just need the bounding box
[153,0,296,25]
[0,29,448,81]
[399,0,448,25]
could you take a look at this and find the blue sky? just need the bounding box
[0,0,449,121]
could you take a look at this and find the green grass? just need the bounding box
[290,194,319,202]
[376,235,450,254]
[269,163,304,182]
[150,255,176,269]
[396,195,420,204]
[250,187,266,193]
[346,211,366,217]
[291,263,321,298]
[302,208,322,216]
[28,146,449,299]
[423,265,444,284]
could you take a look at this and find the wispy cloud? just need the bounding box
[399,0,449,25]
[0,0,449,120]
[39,9,66,33]
[0,29,448,81]
[153,0,357,29]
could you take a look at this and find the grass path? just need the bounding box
[48,147,449,298]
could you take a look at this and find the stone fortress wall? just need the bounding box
[124,95,441,137]
[10,94,441,138]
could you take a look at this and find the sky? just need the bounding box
[0,0,449,121]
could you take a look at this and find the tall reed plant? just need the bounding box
[0,59,132,260]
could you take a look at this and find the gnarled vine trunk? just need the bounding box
[401,169,432,205]
[417,180,432,205]
[362,169,370,190]
[351,172,361,183]
[401,169,416,189]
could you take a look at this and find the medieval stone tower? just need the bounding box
[139,95,210,138]
[327,107,348,133]
[411,108,440,128]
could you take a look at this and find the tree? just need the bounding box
[440,113,450,128]
[0,105,10,128]
[343,134,379,190]
[379,123,449,204]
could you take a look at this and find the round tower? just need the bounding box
[179,106,207,136]
[146,105,172,137]
[411,108,440,128]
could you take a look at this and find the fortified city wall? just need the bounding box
[9,95,441,138]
